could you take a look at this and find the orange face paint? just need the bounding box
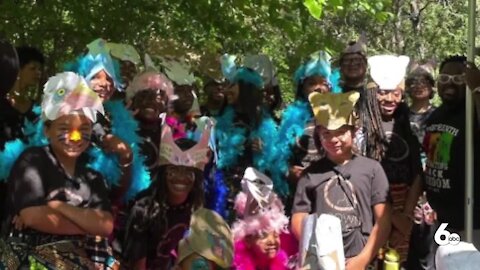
[68,129,82,142]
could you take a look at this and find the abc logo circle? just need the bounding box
[449,233,461,245]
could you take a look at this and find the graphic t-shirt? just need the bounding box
[123,187,192,270]
[423,105,480,229]
[292,155,389,258]
[291,121,324,168]
[381,118,422,186]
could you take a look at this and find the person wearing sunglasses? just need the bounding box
[415,55,480,269]
[406,62,437,146]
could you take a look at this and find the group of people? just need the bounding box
[0,35,480,270]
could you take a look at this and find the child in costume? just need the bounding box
[122,119,211,270]
[65,50,149,203]
[213,54,283,221]
[157,56,202,139]
[291,91,391,269]
[0,72,117,269]
[174,208,233,270]
[126,56,175,177]
[232,167,297,270]
[369,55,424,264]
[278,51,342,182]
[86,38,141,90]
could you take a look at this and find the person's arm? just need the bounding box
[346,203,392,270]
[19,206,85,235]
[101,134,133,203]
[47,200,113,237]
[404,174,423,214]
[291,173,313,240]
[292,212,309,240]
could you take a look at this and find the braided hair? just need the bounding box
[357,84,388,161]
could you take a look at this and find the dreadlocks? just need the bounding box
[357,85,388,161]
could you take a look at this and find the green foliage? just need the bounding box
[0,0,473,104]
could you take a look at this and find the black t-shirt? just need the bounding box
[291,120,324,168]
[381,117,422,185]
[423,104,480,229]
[3,146,111,241]
[0,98,36,150]
[292,155,389,258]
[123,187,192,270]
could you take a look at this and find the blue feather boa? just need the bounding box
[0,103,150,201]
[87,100,150,200]
[215,106,247,170]
[204,162,229,219]
[269,101,312,190]
[214,106,289,196]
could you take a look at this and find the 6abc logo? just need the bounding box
[434,223,461,246]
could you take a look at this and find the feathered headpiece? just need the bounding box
[157,56,196,86]
[64,52,123,91]
[158,119,212,171]
[309,91,360,130]
[244,54,277,87]
[126,71,174,100]
[41,72,104,122]
[87,38,141,65]
[220,54,264,89]
[368,55,410,90]
[232,167,289,241]
[294,51,342,93]
[177,208,234,269]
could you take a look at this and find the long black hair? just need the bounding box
[235,80,264,129]
[0,38,19,97]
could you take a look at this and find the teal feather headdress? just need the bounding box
[220,54,264,89]
[64,53,123,91]
[294,51,342,93]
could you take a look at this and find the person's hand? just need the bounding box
[47,200,65,210]
[466,62,480,92]
[102,134,133,165]
[346,253,369,270]
[12,215,26,231]
[289,165,305,182]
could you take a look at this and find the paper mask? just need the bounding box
[176,208,233,269]
[42,72,104,122]
[309,91,360,130]
[368,55,410,90]
[158,120,212,171]
[241,167,274,215]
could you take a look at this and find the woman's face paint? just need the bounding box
[47,114,93,159]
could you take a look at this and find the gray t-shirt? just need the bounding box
[292,155,389,258]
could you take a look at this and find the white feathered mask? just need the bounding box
[41,72,104,122]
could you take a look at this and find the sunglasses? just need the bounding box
[438,74,465,85]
